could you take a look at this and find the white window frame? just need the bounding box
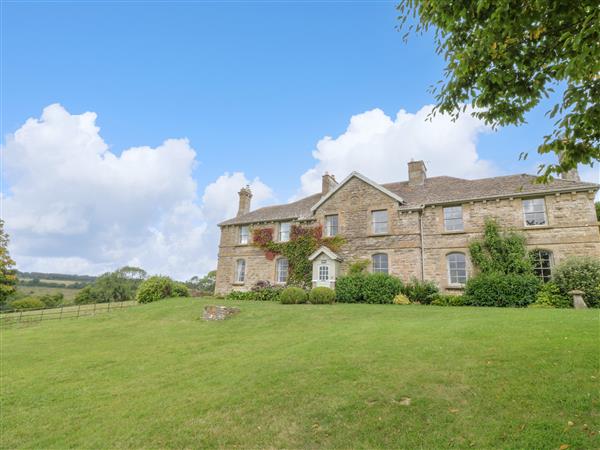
[372,253,389,274]
[446,253,467,285]
[325,214,339,237]
[235,259,246,283]
[276,258,289,284]
[319,265,329,281]
[279,222,291,242]
[239,225,250,244]
[523,198,547,227]
[531,249,553,283]
[371,210,388,235]
[443,206,464,232]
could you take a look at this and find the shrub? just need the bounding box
[402,278,440,304]
[464,273,541,307]
[552,257,600,308]
[251,280,283,302]
[226,290,256,301]
[393,293,411,305]
[172,282,190,297]
[469,218,533,275]
[309,287,336,304]
[431,294,469,306]
[39,293,64,308]
[74,286,95,304]
[335,274,365,303]
[10,297,45,310]
[532,282,571,308]
[348,259,369,275]
[136,276,174,303]
[279,287,307,304]
[362,273,403,304]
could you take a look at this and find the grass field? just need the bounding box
[1,298,598,449]
[16,285,81,301]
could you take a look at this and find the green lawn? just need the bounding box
[2,298,598,449]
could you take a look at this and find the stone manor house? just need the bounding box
[215,161,599,295]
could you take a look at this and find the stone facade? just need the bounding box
[215,163,599,295]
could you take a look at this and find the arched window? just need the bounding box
[235,259,246,283]
[276,258,289,283]
[372,253,389,274]
[447,253,467,284]
[531,250,553,282]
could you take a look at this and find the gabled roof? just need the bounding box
[310,171,404,212]
[308,246,342,262]
[219,173,598,226]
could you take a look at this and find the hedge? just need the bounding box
[309,287,336,304]
[464,273,541,307]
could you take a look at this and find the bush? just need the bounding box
[226,290,256,301]
[172,282,190,297]
[532,282,571,308]
[251,281,283,302]
[136,276,174,303]
[309,287,336,304]
[39,293,64,308]
[10,297,45,310]
[393,293,411,305]
[402,278,440,304]
[362,273,403,304]
[431,294,469,306]
[335,274,365,303]
[552,257,600,308]
[464,273,541,307]
[279,287,307,304]
[348,259,369,275]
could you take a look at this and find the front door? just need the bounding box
[316,262,330,287]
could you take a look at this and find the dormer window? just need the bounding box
[279,222,291,242]
[523,198,547,226]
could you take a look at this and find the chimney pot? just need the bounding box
[408,160,427,186]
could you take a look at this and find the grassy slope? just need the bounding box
[1,298,598,449]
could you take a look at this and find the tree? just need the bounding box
[116,266,147,281]
[186,270,217,293]
[397,1,599,180]
[0,220,18,306]
[595,201,600,221]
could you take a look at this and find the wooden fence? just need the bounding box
[0,301,138,327]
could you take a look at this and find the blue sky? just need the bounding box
[2,1,597,278]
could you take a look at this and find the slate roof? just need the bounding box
[219,173,598,226]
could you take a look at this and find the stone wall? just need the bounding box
[215,180,600,294]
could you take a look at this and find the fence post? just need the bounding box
[19,310,23,324]
[77,304,81,318]
[93,302,97,315]
[60,306,64,320]
[40,308,44,321]
[108,300,111,312]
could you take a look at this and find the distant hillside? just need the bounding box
[17,271,97,289]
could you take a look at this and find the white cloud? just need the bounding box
[2,104,273,279]
[296,105,495,197]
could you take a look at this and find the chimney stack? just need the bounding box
[558,153,581,182]
[408,160,427,186]
[237,185,252,216]
[322,172,337,196]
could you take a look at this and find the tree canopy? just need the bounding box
[0,220,18,306]
[397,0,599,180]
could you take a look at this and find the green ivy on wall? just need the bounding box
[252,224,345,287]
